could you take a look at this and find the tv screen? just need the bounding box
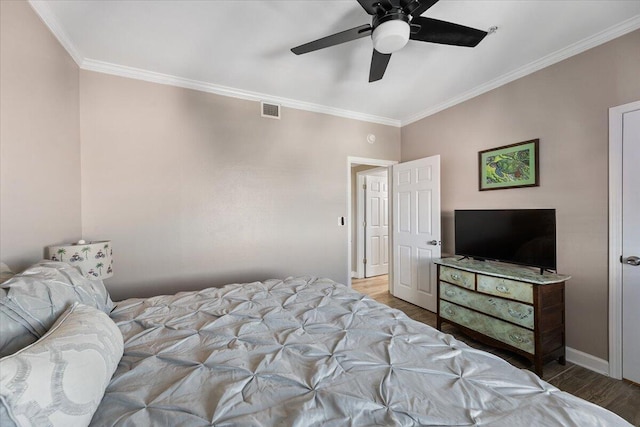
[454,209,556,271]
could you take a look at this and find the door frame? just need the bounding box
[356,167,389,279]
[347,157,397,287]
[608,99,640,379]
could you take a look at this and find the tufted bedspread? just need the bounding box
[91,277,630,426]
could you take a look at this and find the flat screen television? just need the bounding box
[454,209,556,271]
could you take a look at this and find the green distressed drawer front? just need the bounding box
[440,282,535,329]
[440,300,535,354]
[477,275,533,304]
[439,266,474,290]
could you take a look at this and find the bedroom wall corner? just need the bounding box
[400,29,640,362]
[0,0,81,271]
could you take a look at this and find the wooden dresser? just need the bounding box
[434,258,571,376]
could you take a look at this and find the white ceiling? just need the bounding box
[30,0,640,126]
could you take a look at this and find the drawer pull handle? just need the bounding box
[451,273,461,281]
[509,333,530,344]
[444,289,457,298]
[508,308,528,319]
[496,285,510,293]
[444,307,455,316]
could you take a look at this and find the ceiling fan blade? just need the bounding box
[405,0,439,17]
[410,17,487,47]
[291,24,372,55]
[369,50,392,82]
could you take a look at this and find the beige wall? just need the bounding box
[401,30,640,360]
[0,1,81,270]
[79,71,401,300]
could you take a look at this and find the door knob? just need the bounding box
[621,256,640,266]
[427,240,440,246]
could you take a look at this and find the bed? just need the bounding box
[0,262,632,426]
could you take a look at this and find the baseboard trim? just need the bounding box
[351,271,359,279]
[566,347,609,376]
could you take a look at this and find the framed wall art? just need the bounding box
[478,139,539,191]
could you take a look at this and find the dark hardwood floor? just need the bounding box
[352,275,640,426]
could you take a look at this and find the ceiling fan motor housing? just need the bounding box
[371,11,410,54]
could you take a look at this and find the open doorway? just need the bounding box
[346,157,397,291]
[347,155,441,311]
[355,167,389,279]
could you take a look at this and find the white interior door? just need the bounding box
[392,155,441,312]
[365,173,389,277]
[622,108,640,384]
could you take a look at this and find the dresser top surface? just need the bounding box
[435,257,571,285]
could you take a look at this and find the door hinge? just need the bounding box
[362,184,367,190]
[363,221,366,227]
[363,258,367,265]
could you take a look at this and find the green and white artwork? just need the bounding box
[479,139,539,191]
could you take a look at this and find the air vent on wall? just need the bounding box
[261,101,281,119]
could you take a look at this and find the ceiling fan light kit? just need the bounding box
[291,0,488,82]
[372,17,410,54]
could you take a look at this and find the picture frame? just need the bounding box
[478,139,539,191]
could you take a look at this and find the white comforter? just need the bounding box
[91,277,630,426]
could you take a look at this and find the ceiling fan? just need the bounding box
[291,0,488,82]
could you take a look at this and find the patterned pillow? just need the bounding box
[0,303,124,427]
[0,261,114,357]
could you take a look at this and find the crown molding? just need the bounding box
[401,14,640,126]
[28,0,83,66]
[81,59,401,127]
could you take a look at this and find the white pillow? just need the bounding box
[0,303,124,427]
[0,260,114,357]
